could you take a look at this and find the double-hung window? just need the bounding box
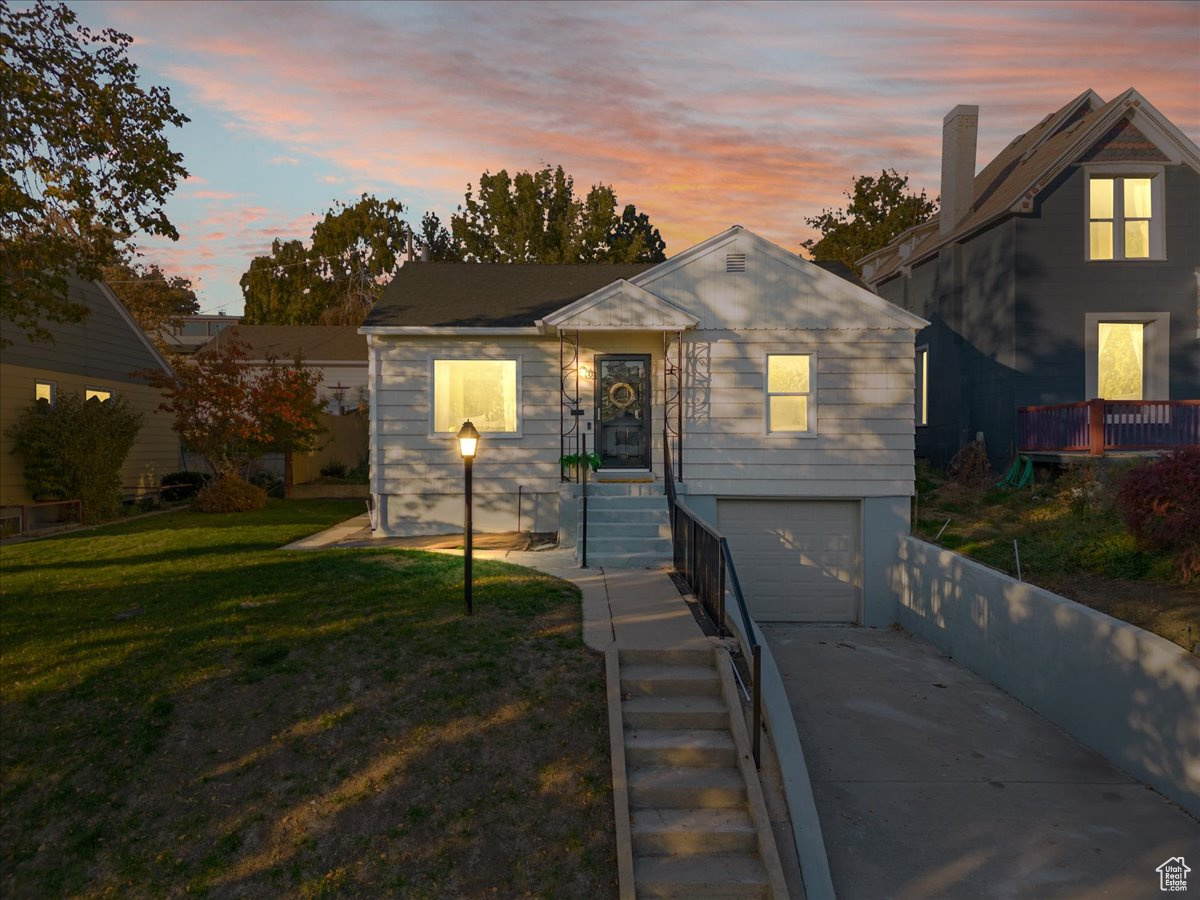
[35,380,57,405]
[1087,170,1163,261]
[85,387,113,402]
[765,354,813,433]
[432,359,519,435]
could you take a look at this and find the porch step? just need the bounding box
[634,854,769,899]
[628,766,747,810]
[621,664,722,697]
[632,807,758,855]
[571,481,665,497]
[626,729,737,768]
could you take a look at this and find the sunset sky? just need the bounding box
[69,0,1200,314]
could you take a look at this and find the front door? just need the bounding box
[595,355,651,469]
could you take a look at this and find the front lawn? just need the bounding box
[913,464,1199,651]
[0,501,614,897]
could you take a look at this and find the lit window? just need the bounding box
[766,354,812,433]
[85,388,113,402]
[1097,322,1144,400]
[433,359,518,434]
[915,347,928,426]
[35,381,56,405]
[1088,175,1159,260]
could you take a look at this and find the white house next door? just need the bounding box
[716,500,861,623]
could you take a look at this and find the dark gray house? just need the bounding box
[860,89,1200,467]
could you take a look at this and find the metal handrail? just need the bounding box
[663,429,763,766]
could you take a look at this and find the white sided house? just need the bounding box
[361,227,928,625]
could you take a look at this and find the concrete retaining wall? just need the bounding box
[891,536,1200,817]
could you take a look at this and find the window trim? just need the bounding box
[1083,164,1166,262]
[763,352,817,437]
[427,355,523,440]
[85,386,113,403]
[915,345,929,427]
[35,380,57,406]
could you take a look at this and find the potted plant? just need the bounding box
[559,451,602,480]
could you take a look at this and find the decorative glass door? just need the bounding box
[595,355,651,469]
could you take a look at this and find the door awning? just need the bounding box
[537,279,699,332]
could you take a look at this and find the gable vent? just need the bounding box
[726,253,746,273]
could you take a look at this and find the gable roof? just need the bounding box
[362,263,654,329]
[861,88,1200,284]
[539,279,699,331]
[199,324,367,361]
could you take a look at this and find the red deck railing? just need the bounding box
[1018,399,1200,455]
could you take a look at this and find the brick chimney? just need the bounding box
[940,104,979,236]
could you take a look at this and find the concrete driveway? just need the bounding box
[764,624,1199,900]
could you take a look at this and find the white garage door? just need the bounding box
[717,500,860,623]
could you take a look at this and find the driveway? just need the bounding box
[764,624,1199,900]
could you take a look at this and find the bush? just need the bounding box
[319,460,348,479]
[159,470,209,502]
[194,476,268,513]
[248,471,285,499]
[1116,448,1200,581]
[6,393,143,523]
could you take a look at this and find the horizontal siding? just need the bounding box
[1,363,179,506]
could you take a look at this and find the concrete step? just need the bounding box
[569,482,664,497]
[586,551,673,569]
[626,728,736,768]
[586,507,672,524]
[628,767,746,809]
[633,853,768,898]
[631,807,758,855]
[584,536,672,553]
[620,648,712,667]
[624,695,729,730]
[582,522,672,540]
[621,664,721,697]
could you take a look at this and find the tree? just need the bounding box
[801,170,937,275]
[414,211,460,261]
[450,164,666,263]
[102,261,199,346]
[1,1,188,346]
[240,195,408,326]
[145,339,325,482]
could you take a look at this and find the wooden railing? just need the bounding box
[1018,399,1200,455]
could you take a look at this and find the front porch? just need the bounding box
[1018,398,1199,456]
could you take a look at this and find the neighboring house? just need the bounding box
[360,227,927,625]
[160,313,240,354]
[197,324,368,413]
[0,276,180,511]
[859,88,1200,468]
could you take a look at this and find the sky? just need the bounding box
[66,0,1200,315]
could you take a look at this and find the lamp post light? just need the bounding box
[457,420,480,615]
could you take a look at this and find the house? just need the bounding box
[360,227,927,626]
[0,276,180,518]
[160,312,240,354]
[197,324,369,413]
[858,88,1200,468]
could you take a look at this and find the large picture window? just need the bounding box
[433,359,518,434]
[1097,322,1144,400]
[766,354,813,433]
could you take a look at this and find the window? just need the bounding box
[35,380,56,405]
[85,387,113,402]
[915,347,928,426]
[765,354,813,433]
[1087,172,1163,260]
[432,359,518,434]
[1097,322,1144,400]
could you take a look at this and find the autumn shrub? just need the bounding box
[1116,448,1200,581]
[6,393,143,523]
[159,471,209,502]
[194,476,268,513]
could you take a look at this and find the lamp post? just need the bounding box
[457,420,480,615]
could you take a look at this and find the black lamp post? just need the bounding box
[457,420,480,615]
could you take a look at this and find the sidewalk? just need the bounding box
[764,624,1200,899]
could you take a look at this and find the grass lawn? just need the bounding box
[913,464,1200,651]
[0,500,615,898]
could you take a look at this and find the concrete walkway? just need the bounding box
[764,624,1200,900]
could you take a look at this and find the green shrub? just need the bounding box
[319,460,348,479]
[248,471,284,499]
[159,470,209,502]
[6,393,143,523]
[194,476,268,513]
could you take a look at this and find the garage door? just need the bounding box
[716,500,860,623]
